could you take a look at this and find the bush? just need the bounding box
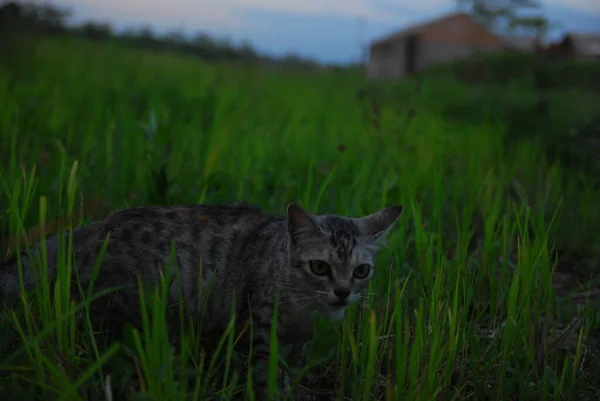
[79,21,113,41]
[422,51,600,92]
[0,1,70,81]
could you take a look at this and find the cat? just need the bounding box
[0,201,403,399]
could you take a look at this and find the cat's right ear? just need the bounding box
[287,203,323,242]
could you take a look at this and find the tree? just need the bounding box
[456,0,543,33]
[238,39,258,61]
[80,21,113,40]
[508,15,561,41]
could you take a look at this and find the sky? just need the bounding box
[53,0,600,64]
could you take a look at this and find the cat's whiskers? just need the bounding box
[276,294,318,307]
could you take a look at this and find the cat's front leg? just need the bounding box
[250,324,283,401]
[251,331,305,400]
[282,342,314,401]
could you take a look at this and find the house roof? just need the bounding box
[370,12,471,47]
[369,12,504,49]
[564,33,600,56]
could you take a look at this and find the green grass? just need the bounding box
[1,36,600,400]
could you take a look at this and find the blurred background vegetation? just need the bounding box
[1,0,599,265]
[0,0,323,76]
[1,1,600,399]
[1,0,599,276]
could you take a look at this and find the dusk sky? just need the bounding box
[54,0,600,64]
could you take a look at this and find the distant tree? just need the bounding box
[1,0,67,32]
[213,36,236,56]
[79,21,113,40]
[32,0,70,33]
[279,52,320,69]
[0,1,46,80]
[192,33,215,48]
[0,1,23,25]
[0,0,23,62]
[119,27,138,41]
[456,0,543,33]
[139,26,155,41]
[190,32,218,59]
[164,30,186,45]
[133,25,159,48]
[508,15,561,41]
[0,1,324,71]
[238,39,258,60]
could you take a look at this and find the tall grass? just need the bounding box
[0,37,599,400]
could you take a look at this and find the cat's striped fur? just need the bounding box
[0,201,403,399]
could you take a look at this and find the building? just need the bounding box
[367,12,506,79]
[502,35,541,53]
[559,33,600,58]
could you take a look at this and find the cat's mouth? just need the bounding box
[329,300,348,308]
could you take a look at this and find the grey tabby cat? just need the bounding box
[0,201,403,399]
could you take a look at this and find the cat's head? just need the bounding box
[285,203,403,322]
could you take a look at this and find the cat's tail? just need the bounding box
[0,252,29,309]
[0,237,59,309]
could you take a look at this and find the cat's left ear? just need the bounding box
[287,203,324,243]
[356,205,403,245]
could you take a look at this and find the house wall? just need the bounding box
[367,38,407,79]
[416,39,501,71]
[415,14,504,71]
[367,13,506,79]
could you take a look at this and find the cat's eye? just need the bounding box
[309,260,331,276]
[353,264,371,279]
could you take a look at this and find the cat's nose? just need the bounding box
[334,288,351,300]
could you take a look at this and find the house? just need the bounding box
[558,33,600,58]
[367,12,506,79]
[502,35,541,53]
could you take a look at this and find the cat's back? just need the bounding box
[98,202,268,244]
[68,202,271,272]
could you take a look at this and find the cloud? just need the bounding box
[377,0,455,14]
[56,0,600,36]
[56,0,600,28]
[225,0,399,22]
[53,0,253,32]
[58,0,454,29]
[543,0,600,15]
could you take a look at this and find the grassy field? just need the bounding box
[1,37,600,400]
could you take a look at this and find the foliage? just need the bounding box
[0,0,323,70]
[456,0,554,38]
[1,36,600,400]
[78,21,113,41]
[420,51,600,91]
